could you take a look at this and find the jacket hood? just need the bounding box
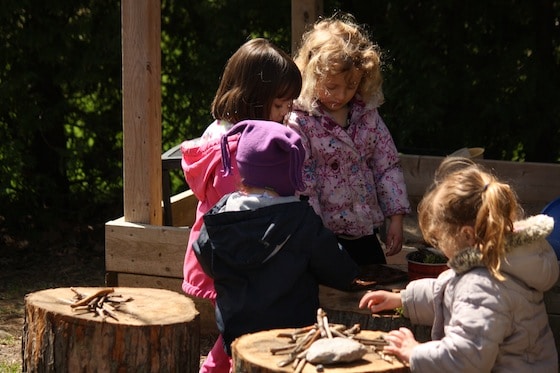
[449,214,558,291]
[198,196,309,272]
[181,134,239,201]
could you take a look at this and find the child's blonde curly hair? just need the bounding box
[293,13,384,112]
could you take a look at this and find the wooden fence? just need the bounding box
[105,155,560,338]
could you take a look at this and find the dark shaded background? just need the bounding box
[1,0,558,257]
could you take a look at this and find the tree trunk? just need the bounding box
[22,287,200,373]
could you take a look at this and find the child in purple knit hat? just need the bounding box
[194,119,359,356]
[220,119,305,196]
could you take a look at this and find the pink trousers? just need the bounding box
[199,334,232,373]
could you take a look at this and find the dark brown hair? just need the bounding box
[211,38,302,123]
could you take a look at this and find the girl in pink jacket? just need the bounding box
[181,38,301,373]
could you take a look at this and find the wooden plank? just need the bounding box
[170,189,198,227]
[399,155,440,205]
[479,158,560,211]
[121,0,163,225]
[105,218,189,277]
[111,271,183,292]
[291,0,323,54]
[400,154,560,213]
[115,273,219,336]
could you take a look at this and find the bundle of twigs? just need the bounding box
[69,287,133,321]
[271,308,391,372]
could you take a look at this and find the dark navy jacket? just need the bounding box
[194,194,359,355]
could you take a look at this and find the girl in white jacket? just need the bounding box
[359,157,559,372]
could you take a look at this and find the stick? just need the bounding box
[70,287,86,300]
[352,336,389,346]
[270,344,297,355]
[277,325,315,341]
[70,288,114,308]
[276,328,318,367]
[294,358,307,373]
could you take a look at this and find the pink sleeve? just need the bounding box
[181,137,240,299]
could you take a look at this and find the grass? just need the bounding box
[0,334,21,373]
[0,362,21,373]
[0,334,17,346]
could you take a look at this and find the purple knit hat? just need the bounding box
[221,120,305,196]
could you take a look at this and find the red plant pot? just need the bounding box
[406,251,449,281]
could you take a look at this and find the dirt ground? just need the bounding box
[0,227,215,370]
[0,231,107,368]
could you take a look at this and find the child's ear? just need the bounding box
[460,226,476,245]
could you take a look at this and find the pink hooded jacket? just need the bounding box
[181,121,239,300]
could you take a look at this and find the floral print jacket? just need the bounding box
[286,97,410,237]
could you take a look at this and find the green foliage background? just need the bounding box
[0,0,559,247]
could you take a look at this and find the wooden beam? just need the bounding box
[291,0,323,54]
[121,0,163,224]
[400,154,560,214]
[105,217,189,278]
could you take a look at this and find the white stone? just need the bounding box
[305,337,368,364]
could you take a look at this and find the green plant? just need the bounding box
[423,253,448,264]
[407,250,448,264]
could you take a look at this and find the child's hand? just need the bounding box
[358,290,402,313]
[385,215,404,256]
[383,327,419,363]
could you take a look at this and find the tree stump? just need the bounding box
[231,328,409,372]
[22,287,200,373]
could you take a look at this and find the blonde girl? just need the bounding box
[287,13,410,265]
[359,157,558,372]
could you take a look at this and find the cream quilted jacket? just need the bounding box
[402,215,559,372]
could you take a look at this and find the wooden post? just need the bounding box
[23,287,200,372]
[291,0,323,54]
[121,0,163,225]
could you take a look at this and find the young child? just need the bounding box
[359,157,559,371]
[286,13,410,265]
[180,38,302,373]
[194,120,360,356]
